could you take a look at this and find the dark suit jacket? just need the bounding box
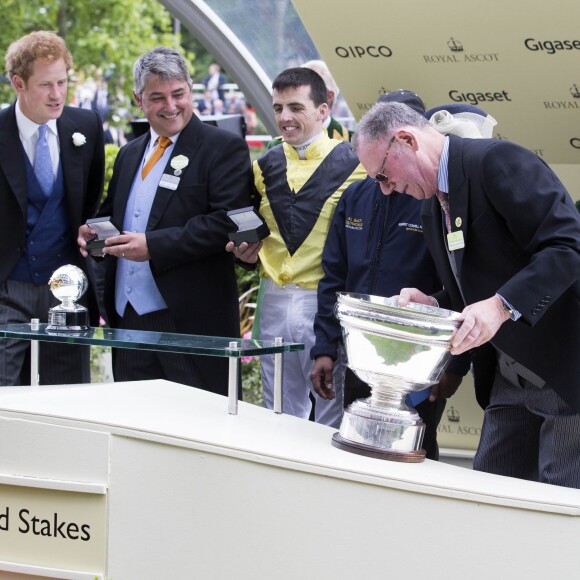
[100,114,253,391]
[0,103,104,323]
[422,135,580,411]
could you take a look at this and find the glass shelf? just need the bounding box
[0,323,303,358]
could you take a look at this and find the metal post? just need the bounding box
[30,318,40,387]
[273,336,284,414]
[227,341,239,415]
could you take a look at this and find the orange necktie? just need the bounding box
[142,136,172,179]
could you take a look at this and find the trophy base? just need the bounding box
[335,398,426,462]
[46,308,89,332]
[332,433,426,462]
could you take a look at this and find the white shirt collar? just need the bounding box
[15,100,58,139]
[292,131,325,157]
[147,128,180,153]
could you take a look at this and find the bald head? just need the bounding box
[352,102,429,151]
[353,102,445,201]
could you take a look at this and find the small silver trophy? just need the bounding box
[46,265,89,331]
[333,292,462,462]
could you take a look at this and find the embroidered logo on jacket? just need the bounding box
[345,216,363,230]
[399,222,424,233]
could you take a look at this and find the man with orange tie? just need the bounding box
[78,47,252,393]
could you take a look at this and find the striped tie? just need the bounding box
[142,136,172,179]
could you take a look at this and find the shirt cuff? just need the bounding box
[496,293,521,321]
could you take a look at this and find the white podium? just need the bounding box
[0,380,579,579]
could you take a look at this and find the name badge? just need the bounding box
[447,230,465,251]
[159,173,180,190]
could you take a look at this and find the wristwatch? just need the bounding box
[501,300,515,319]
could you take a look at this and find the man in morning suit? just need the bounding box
[353,102,580,489]
[78,47,252,395]
[309,94,490,461]
[0,31,104,385]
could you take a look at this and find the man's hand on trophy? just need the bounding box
[397,287,438,308]
[310,356,335,400]
[450,296,508,355]
[225,240,262,263]
[429,371,462,401]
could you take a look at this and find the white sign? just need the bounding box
[0,484,106,575]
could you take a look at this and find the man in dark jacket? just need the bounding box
[310,176,468,459]
[311,94,488,460]
[354,101,580,488]
[79,47,252,394]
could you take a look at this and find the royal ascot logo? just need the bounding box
[447,37,464,53]
[447,406,460,423]
[423,37,499,64]
[334,44,393,59]
[542,84,580,110]
[448,89,512,106]
[438,405,482,437]
[524,37,580,55]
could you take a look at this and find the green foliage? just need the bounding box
[236,264,260,296]
[242,357,263,406]
[236,267,263,406]
[181,28,213,83]
[103,143,120,200]
[575,199,580,213]
[0,0,195,108]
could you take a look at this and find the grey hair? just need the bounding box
[302,59,339,97]
[133,46,193,97]
[352,102,428,152]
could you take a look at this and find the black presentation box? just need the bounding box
[85,216,122,256]
[227,207,270,246]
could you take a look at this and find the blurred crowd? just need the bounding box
[66,62,259,145]
[193,63,258,134]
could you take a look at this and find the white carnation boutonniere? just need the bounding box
[72,132,86,147]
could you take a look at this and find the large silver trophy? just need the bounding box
[46,265,89,331]
[333,292,462,462]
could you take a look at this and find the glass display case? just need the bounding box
[0,323,303,415]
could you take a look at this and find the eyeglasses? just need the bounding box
[374,136,396,183]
